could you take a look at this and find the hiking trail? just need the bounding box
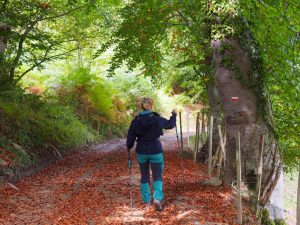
[0,133,255,224]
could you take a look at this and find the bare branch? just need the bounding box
[163,0,192,28]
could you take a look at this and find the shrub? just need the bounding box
[0,87,99,167]
[258,208,287,225]
[274,219,287,225]
[58,68,130,136]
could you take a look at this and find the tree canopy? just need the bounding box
[0,0,299,170]
[99,0,299,169]
[0,0,121,85]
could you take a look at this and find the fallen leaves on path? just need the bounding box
[0,139,256,224]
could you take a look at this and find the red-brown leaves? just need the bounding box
[0,140,256,224]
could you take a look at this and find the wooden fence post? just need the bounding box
[194,112,200,163]
[197,113,201,153]
[179,111,184,153]
[217,125,225,178]
[255,134,264,214]
[201,112,204,139]
[236,131,242,224]
[223,128,227,168]
[205,114,208,133]
[208,116,214,178]
[179,111,185,183]
[212,144,220,170]
[297,162,300,225]
[186,109,190,148]
[200,112,204,144]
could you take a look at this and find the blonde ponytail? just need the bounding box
[140,97,153,111]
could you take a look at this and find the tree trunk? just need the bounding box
[211,38,281,203]
[198,81,222,163]
[0,23,11,86]
[0,23,10,53]
[207,83,222,154]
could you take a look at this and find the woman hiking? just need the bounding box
[126,97,177,211]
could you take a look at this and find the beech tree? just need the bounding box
[100,0,300,203]
[0,0,121,87]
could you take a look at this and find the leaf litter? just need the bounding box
[0,137,256,224]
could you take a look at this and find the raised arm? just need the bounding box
[159,111,177,130]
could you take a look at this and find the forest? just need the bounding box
[0,0,299,224]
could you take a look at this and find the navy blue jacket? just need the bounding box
[126,111,176,155]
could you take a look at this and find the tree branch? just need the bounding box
[163,0,192,28]
[166,23,189,28]
[37,4,89,23]
[176,10,192,28]
[283,0,300,9]
[9,25,34,79]
[15,48,78,83]
[9,4,89,80]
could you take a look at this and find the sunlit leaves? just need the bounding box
[0,0,122,85]
[100,0,299,168]
[239,0,300,168]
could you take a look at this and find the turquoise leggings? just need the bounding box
[137,153,164,203]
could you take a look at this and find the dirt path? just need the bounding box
[0,134,255,224]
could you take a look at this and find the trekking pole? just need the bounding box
[128,150,133,208]
[175,116,184,183]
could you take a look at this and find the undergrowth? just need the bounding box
[0,87,100,172]
[0,69,130,175]
[0,67,184,178]
[258,208,287,225]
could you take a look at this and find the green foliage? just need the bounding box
[238,0,300,168]
[0,87,99,166]
[258,208,275,225]
[220,56,235,70]
[0,0,122,86]
[98,0,210,86]
[58,67,130,134]
[161,54,208,104]
[218,43,234,54]
[258,208,288,225]
[101,0,300,170]
[0,0,188,175]
[111,72,159,112]
[274,219,287,225]
[1,0,298,176]
[98,0,172,77]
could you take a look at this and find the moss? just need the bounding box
[220,56,235,70]
[274,219,287,225]
[234,67,245,83]
[218,43,235,54]
[259,208,275,225]
[258,208,288,225]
